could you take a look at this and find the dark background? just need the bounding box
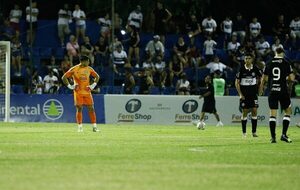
[1,0,299,34]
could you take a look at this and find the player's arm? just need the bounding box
[287,72,295,96]
[61,69,75,90]
[256,68,263,87]
[259,74,268,96]
[235,78,244,100]
[88,69,100,90]
[199,90,211,99]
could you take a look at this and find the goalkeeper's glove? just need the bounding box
[88,82,97,90]
[67,84,75,90]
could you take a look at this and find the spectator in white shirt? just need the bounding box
[97,13,111,42]
[289,16,300,46]
[127,5,143,32]
[202,15,217,37]
[227,34,241,69]
[255,35,271,61]
[227,34,241,54]
[249,17,261,40]
[73,4,86,42]
[31,69,43,94]
[205,56,231,76]
[221,16,233,49]
[9,4,22,38]
[26,1,39,45]
[176,72,190,95]
[145,35,165,61]
[271,37,284,55]
[43,70,59,94]
[57,4,72,46]
[112,44,128,76]
[153,55,167,88]
[203,35,217,62]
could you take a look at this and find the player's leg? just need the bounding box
[269,109,277,143]
[197,112,206,129]
[268,95,278,143]
[87,105,99,132]
[74,93,84,132]
[85,94,99,132]
[212,106,223,127]
[251,107,258,137]
[213,112,223,126]
[76,105,83,132]
[241,109,248,137]
[251,98,259,137]
[200,112,205,121]
[280,96,292,143]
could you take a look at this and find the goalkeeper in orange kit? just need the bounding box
[62,55,100,132]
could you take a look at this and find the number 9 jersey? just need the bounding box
[263,57,293,93]
[263,57,293,109]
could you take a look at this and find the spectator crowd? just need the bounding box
[1,1,300,97]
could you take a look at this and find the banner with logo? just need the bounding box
[3,94,299,125]
[4,94,105,123]
[104,95,299,126]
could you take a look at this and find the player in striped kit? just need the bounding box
[259,48,295,143]
[235,52,262,137]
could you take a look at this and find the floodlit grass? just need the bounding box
[0,122,300,190]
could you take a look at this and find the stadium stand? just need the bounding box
[3,19,299,96]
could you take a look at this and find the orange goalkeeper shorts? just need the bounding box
[74,93,94,106]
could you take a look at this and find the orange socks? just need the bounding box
[76,111,82,124]
[89,111,96,124]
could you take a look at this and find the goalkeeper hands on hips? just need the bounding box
[67,84,76,90]
[67,83,97,91]
[88,82,97,90]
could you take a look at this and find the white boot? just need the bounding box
[78,124,83,132]
[216,121,224,127]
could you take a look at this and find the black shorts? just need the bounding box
[202,101,217,113]
[268,92,291,110]
[240,96,259,109]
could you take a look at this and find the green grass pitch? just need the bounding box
[0,122,300,190]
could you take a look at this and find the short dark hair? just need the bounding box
[275,47,285,54]
[244,52,253,57]
[80,55,90,62]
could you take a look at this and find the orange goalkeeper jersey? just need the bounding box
[64,64,98,95]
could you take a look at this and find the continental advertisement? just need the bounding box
[0,94,105,123]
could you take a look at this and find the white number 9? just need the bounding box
[272,67,280,80]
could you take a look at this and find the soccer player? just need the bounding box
[193,75,223,129]
[235,53,262,137]
[259,48,295,143]
[62,55,100,132]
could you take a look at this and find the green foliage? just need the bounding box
[0,122,300,190]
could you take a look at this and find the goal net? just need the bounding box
[0,41,11,122]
